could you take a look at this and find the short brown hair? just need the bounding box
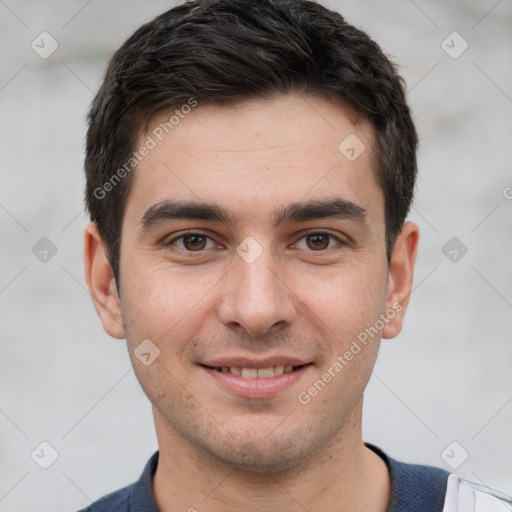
[85,0,418,286]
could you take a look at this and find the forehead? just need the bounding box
[125,94,382,228]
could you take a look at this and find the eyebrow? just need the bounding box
[138,197,369,233]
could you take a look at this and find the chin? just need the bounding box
[191,419,337,475]
[203,438,305,474]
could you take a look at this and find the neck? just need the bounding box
[152,402,390,512]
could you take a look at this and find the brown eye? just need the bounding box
[306,233,331,250]
[182,234,208,251]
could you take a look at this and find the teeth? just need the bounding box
[217,365,299,378]
[273,365,284,376]
[257,367,274,378]
[241,368,258,378]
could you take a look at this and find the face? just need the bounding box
[86,94,418,473]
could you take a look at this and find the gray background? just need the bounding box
[1,0,511,510]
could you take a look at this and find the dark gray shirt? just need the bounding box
[77,443,450,511]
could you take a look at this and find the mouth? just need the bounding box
[199,361,313,399]
[201,364,308,379]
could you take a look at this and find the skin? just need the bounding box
[84,94,419,511]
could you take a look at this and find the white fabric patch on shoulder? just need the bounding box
[442,474,512,512]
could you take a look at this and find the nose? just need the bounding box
[216,243,298,338]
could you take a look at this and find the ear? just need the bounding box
[84,223,125,339]
[382,221,419,339]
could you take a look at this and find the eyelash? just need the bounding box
[165,230,346,252]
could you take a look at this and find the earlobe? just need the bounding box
[84,223,125,339]
[382,222,419,339]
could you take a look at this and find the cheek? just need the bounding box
[120,261,219,351]
[303,266,386,337]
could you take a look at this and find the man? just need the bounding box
[80,0,511,510]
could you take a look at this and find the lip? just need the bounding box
[200,363,313,399]
[201,356,310,368]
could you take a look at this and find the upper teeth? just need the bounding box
[219,365,295,378]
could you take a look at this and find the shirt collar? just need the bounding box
[128,444,449,512]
